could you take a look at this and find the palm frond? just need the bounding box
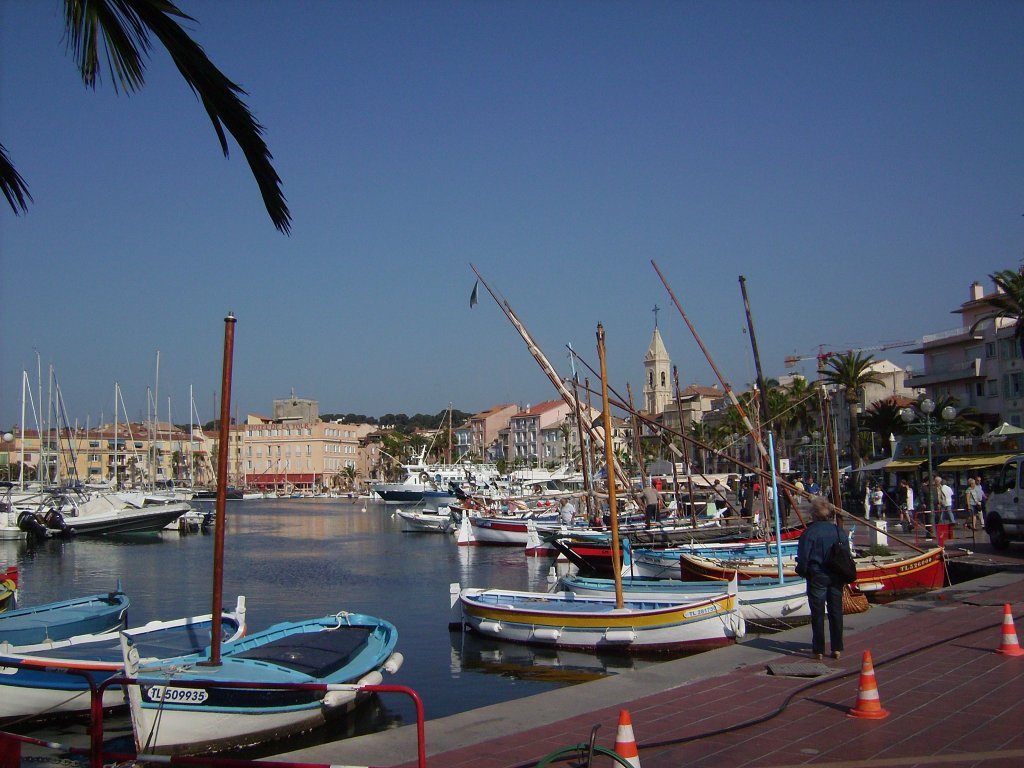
[64,0,153,92]
[62,0,291,233]
[128,1,290,233]
[0,143,33,213]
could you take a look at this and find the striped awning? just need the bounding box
[936,454,1015,471]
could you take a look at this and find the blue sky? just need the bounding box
[2,1,1022,429]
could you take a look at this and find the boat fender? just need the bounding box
[731,613,746,639]
[321,688,356,709]
[383,651,404,674]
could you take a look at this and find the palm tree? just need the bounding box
[860,398,906,454]
[2,0,290,233]
[971,268,1024,355]
[819,352,886,470]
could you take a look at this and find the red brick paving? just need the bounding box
[396,579,1024,768]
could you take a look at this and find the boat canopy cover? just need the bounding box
[233,627,371,678]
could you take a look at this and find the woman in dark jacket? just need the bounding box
[796,497,845,660]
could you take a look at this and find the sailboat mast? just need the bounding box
[208,312,237,666]
[113,383,119,489]
[470,265,628,487]
[739,276,772,438]
[652,260,766,461]
[596,324,624,609]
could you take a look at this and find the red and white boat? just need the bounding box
[677,547,946,599]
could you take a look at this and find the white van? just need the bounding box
[983,455,1024,550]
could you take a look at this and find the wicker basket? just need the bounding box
[843,587,870,614]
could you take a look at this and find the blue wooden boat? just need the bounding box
[0,588,129,646]
[122,611,403,755]
[0,597,246,722]
[626,539,799,578]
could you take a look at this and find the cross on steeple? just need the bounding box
[652,304,661,328]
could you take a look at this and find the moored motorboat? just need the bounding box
[394,506,453,533]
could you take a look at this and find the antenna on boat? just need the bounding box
[204,312,236,667]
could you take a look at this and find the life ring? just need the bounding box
[419,472,430,484]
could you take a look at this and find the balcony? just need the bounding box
[905,358,982,388]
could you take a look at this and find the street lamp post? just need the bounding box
[900,399,956,513]
[799,431,824,487]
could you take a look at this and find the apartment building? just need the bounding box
[233,415,375,491]
[2,423,211,487]
[906,279,1019,428]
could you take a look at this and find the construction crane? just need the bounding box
[784,340,917,369]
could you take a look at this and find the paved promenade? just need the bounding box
[275,568,1024,768]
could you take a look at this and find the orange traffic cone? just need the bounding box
[996,603,1024,657]
[847,650,890,720]
[613,708,641,768]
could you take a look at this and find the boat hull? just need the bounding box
[0,590,129,646]
[451,585,742,652]
[123,613,400,755]
[64,503,192,535]
[394,508,452,533]
[562,575,811,626]
[468,516,561,545]
[677,547,946,600]
[0,601,246,722]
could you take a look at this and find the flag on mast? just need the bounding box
[470,279,480,308]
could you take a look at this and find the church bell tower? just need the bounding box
[643,306,671,415]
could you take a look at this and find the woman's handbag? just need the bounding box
[825,539,857,584]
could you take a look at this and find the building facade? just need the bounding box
[906,279,1018,428]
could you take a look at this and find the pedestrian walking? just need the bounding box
[966,478,985,530]
[935,476,955,526]
[795,497,845,661]
[898,479,915,531]
[869,484,884,520]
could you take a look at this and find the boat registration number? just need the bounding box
[146,685,208,704]
[685,606,717,618]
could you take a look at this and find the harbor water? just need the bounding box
[1,498,661,754]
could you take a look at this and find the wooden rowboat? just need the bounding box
[677,547,946,599]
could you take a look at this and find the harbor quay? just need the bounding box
[274,565,1024,768]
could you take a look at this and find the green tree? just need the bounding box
[2,0,290,233]
[819,352,886,470]
[860,398,906,454]
[971,268,1024,355]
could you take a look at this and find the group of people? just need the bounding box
[890,475,988,536]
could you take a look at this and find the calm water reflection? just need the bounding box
[2,499,662,751]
